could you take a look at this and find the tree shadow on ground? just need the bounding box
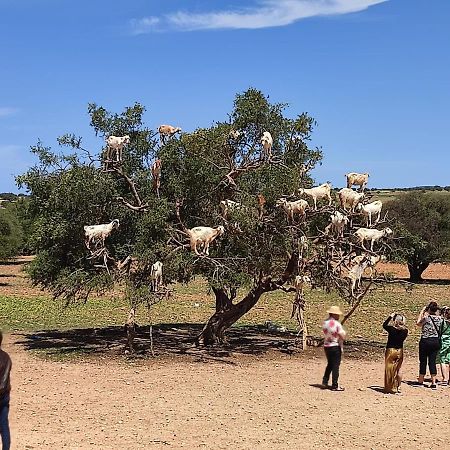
[0,260,26,266]
[15,324,386,362]
[396,277,450,286]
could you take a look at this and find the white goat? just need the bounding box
[346,254,386,296]
[261,131,273,159]
[158,124,181,142]
[84,219,119,249]
[299,183,332,210]
[338,188,364,212]
[187,226,225,256]
[219,199,241,220]
[150,261,163,292]
[357,200,383,227]
[294,274,311,297]
[345,172,369,191]
[276,198,308,223]
[354,227,393,251]
[325,211,349,238]
[229,129,241,140]
[346,254,371,296]
[106,135,130,163]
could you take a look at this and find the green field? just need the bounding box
[1,274,449,353]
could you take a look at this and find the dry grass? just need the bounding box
[2,258,450,352]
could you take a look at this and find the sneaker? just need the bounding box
[412,382,424,387]
[331,386,345,392]
[321,383,329,389]
[430,384,437,390]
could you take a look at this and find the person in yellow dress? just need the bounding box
[383,313,408,394]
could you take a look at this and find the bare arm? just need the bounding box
[383,314,394,331]
[417,306,428,327]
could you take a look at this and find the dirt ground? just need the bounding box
[5,334,450,450]
[2,258,450,449]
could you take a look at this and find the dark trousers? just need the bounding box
[419,337,440,376]
[0,394,10,450]
[323,346,342,387]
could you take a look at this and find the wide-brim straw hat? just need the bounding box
[327,305,343,316]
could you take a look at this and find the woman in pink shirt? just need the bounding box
[321,306,346,391]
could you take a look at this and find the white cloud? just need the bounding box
[131,0,388,33]
[0,107,19,118]
[130,16,160,34]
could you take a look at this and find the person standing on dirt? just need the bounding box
[416,301,443,389]
[0,331,11,450]
[383,313,408,394]
[437,307,450,385]
[321,306,346,391]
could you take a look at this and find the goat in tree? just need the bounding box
[84,219,119,250]
[150,261,163,292]
[158,124,182,143]
[260,131,273,160]
[345,172,370,192]
[354,227,393,251]
[151,159,162,198]
[357,200,383,227]
[187,226,225,256]
[105,135,130,165]
[299,183,332,210]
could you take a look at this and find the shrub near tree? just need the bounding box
[0,204,23,260]
[388,192,450,282]
[18,89,391,350]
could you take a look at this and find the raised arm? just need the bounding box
[416,306,428,327]
[383,313,394,331]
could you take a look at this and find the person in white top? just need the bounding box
[321,306,346,391]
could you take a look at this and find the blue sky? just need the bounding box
[1,0,449,192]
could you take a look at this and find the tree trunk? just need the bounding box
[407,261,429,283]
[125,306,137,353]
[199,253,299,346]
[200,284,266,346]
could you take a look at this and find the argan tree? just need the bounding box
[18,89,389,349]
[388,191,450,282]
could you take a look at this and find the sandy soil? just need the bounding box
[377,261,450,280]
[2,259,450,449]
[4,334,450,450]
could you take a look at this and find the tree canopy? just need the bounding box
[388,192,450,282]
[18,88,391,349]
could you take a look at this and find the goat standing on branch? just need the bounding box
[84,219,119,250]
[105,135,130,166]
[346,254,371,297]
[276,198,308,223]
[260,131,273,160]
[325,211,349,238]
[187,226,225,256]
[299,183,332,210]
[354,227,393,251]
[150,261,163,292]
[357,200,383,227]
[345,172,369,192]
[158,124,181,143]
[338,188,364,213]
